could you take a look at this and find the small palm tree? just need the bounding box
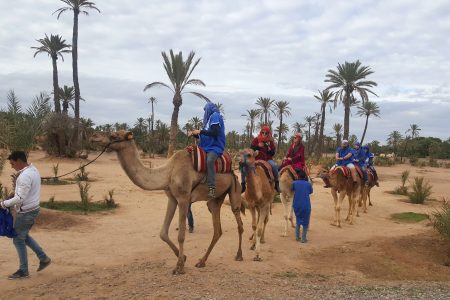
[357,101,380,144]
[241,109,260,137]
[144,50,209,157]
[325,60,377,140]
[57,85,75,114]
[387,130,403,155]
[31,34,71,113]
[256,97,275,124]
[304,115,315,153]
[333,123,343,148]
[54,0,100,144]
[147,96,157,135]
[291,122,306,135]
[274,100,291,147]
[407,124,421,139]
[190,116,203,130]
[314,89,334,157]
[215,102,225,116]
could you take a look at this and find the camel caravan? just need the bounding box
[90,103,379,274]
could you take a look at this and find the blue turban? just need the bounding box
[202,102,219,128]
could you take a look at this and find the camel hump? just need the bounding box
[185,145,232,173]
[280,165,298,181]
[255,160,274,182]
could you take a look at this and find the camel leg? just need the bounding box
[249,206,257,250]
[362,186,368,213]
[280,192,290,237]
[349,186,360,225]
[173,200,189,275]
[330,188,340,227]
[261,213,269,244]
[289,206,295,228]
[345,195,352,221]
[160,194,181,258]
[229,195,244,261]
[254,204,270,261]
[368,188,373,206]
[195,198,224,268]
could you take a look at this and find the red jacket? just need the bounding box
[251,137,276,161]
[284,143,305,170]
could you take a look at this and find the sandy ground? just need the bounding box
[0,150,450,299]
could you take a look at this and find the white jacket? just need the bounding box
[3,164,41,213]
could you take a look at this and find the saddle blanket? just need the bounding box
[279,165,299,181]
[186,145,232,173]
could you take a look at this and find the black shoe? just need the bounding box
[274,181,281,193]
[208,186,216,199]
[8,270,29,280]
[37,258,51,272]
[241,182,246,193]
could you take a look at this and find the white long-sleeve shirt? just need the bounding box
[2,164,41,213]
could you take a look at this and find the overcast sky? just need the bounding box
[1,0,449,144]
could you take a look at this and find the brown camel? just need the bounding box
[358,170,377,213]
[90,130,244,274]
[241,149,275,261]
[279,168,295,237]
[321,167,362,227]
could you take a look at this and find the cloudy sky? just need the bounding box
[1,0,449,144]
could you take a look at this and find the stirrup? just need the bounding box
[208,186,216,199]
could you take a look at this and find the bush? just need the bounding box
[75,165,89,181]
[429,158,439,168]
[318,156,335,170]
[77,181,92,212]
[375,156,395,167]
[409,156,418,166]
[104,189,117,208]
[432,198,450,241]
[393,170,409,195]
[408,177,433,204]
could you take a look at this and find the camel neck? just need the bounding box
[245,164,261,194]
[116,143,170,190]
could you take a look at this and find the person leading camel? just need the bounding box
[292,169,313,243]
[332,140,358,185]
[281,132,306,171]
[189,102,226,199]
[241,126,280,193]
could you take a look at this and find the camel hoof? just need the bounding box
[253,256,262,262]
[235,255,243,261]
[248,234,254,240]
[369,203,373,206]
[281,233,288,237]
[250,244,255,251]
[195,261,206,268]
[364,210,367,214]
[172,267,185,275]
[260,239,265,244]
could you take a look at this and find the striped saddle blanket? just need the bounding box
[279,165,299,181]
[255,160,275,182]
[331,166,363,179]
[186,145,232,173]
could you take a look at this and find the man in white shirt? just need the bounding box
[0,151,51,279]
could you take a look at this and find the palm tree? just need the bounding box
[190,116,203,130]
[54,0,100,143]
[314,89,334,157]
[256,97,275,124]
[31,34,71,113]
[147,96,157,135]
[274,100,291,147]
[356,101,380,144]
[311,112,321,155]
[325,60,377,140]
[407,124,421,139]
[333,123,343,148]
[143,50,209,157]
[241,109,259,137]
[387,130,403,155]
[304,115,315,153]
[183,122,194,145]
[291,122,306,135]
[215,102,225,116]
[57,85,75,114]
[275,123,290,145]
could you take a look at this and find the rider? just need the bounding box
[188,102,225,199]
[281,132,306,175]
[363,145,379,187]
[241,125,280,193]
[334,140,358,185]
[353,142,368,185]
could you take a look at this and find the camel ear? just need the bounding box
[125,132,133,140]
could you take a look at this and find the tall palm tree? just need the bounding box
[314,89,334,157]
[241,109,259,137]
[57,85,75,114]
[183,122,194,145]
[356,100,380,144]
[147,96,157,136]
[325,60,377,140]
[274,100,291,147]
[275,123,290,145]
[54,0,100,143]
[407,124,421,139]
[291,122,306,135]
[31,34,71,113]
[256,97,275,124]
[333,123,343,148]
[387,130,403,155]
[215,102,225,116]
[190,116,203,130]
[311,112,321,155]
[143,50,209,157]
[304,115,315,153]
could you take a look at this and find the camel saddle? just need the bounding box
[279,165,299,181]
[254,160,275,182]
[330,166,364,179]
[186,145,232,173]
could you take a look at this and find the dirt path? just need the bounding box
[0,151,449,299]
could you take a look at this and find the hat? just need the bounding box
[342,139,349,144]
[354,142,361,147]
[294,132,302,139]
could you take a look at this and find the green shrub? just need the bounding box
[375,156,395,166]
[445,163,450,169]
[77,181,92,212]
[393,170,409,195]
[409,156,418,165]
[432,198,450,241]
[408,177,432,204]
[391,212,428,222]
[429,158,439,168]
[75,165,89,181]
[104,189,117,208]
[318,156,335,170]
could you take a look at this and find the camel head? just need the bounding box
[240,148,256,167]
[90,130,134,151]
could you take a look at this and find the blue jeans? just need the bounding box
[13,209,49,273]
[361,165,368,182]
[267,160,279,181]
[187,203,194,229]
[206,152,218,187]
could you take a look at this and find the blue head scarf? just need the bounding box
[362,145,370,152]
[202,102,219,128]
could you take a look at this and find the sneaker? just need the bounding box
[37,258,51,272]
[8,270,29,280]
[301,239,308,243]
[208,186,216,199]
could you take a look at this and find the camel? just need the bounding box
[90,130,244,274]
[279,168,295,237]
[358,170,377,213]
[321,167,362,227]
[240,149,275,261]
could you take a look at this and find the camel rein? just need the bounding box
[40,139,125,181]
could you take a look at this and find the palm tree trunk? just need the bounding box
[343,94,350,140]
[51,57,61,113]
[167,93,182,158]
[360,115,369,145]
[307,124,311,154]
[278,115,283,147]
[72,10,80,148]
[317,106,326,158]
[151,102,154,136]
